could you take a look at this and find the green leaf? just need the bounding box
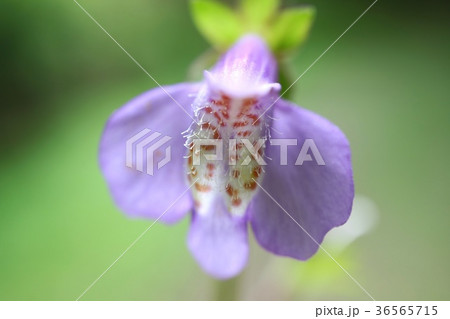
[240,0,279,30]
[268,6,315,52]
[190,0,243,50]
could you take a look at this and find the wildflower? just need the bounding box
[99,35,353,279]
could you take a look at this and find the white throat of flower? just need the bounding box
[185,87,268,217]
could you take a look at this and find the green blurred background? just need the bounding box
[0,0,449,300]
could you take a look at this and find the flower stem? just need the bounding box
[215,275,241,301]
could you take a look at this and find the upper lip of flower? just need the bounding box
[204,70,282,99]
[99,34,354,279]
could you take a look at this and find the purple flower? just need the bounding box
[99,35,354,279]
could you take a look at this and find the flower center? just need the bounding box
[186,91,266,217]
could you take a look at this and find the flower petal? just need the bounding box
[207,34,280,98]
[187,199,249,279]
[250,99,354,260]
[99,83,201,223]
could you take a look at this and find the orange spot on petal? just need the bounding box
[233,121,247,128]
[201,145,216,151]
[195,183,211,192]
[232,197,242,206]
[205,106,213,114]
[252,166,262,178]
[244,181,257,190]
[225,184,234,197]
